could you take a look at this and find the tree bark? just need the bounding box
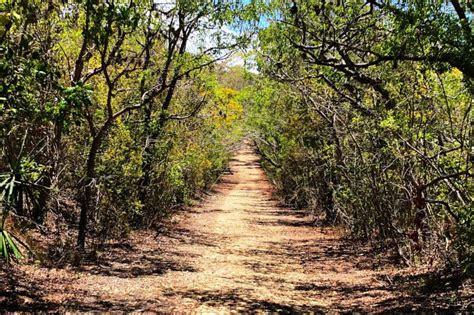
[76,132,102,250]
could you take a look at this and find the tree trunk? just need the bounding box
[33,176,51,224]
[34,121,64,224]
[76,135,101,250]
[321,172,336,224]
[14,173,23,216]
[138,106,154,214]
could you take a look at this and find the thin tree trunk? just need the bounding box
[321,172,336,224]
[14,173,23,216]
[76,134,101,250]
[33,176,50,224]
[138,106,154,212]
[138,75,179,209]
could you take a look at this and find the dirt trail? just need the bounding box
[1,144,468,313]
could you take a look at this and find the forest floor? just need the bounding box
[1,144,472,313]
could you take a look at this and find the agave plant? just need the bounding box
[0,131,40,262]
[0,172,23,262]
[0,228,22,262]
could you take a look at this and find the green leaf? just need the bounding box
[0,233,3,257]
[0,175,11,188]
[1,232,8,262]
[8,177,15,196]
[4,230,22,260]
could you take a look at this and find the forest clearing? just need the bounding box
[0,0,473,313]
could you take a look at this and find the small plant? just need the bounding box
[0,133,37,263]
[0,172,23,262]
[0,227,22,263]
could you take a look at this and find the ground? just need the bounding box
[1,145,472,313]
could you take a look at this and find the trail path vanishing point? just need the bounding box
[2,144,464,313]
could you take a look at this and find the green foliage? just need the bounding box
[0,0,471,278]
[0,0,251,256]
[0,170,24,262]
[244,0,473,273]
[0,229,22,262]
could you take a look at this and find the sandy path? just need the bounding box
[158,145,390,313]
[1,144,468,313]
[153,145,394,313]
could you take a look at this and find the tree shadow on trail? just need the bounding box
[241,209,470,313]
[251,217,318,227]
[375,269,473,313]
[0,264,49,312]
[76,245,198,278]
[171,288,327,314]
[1,286,164,313]
[0,266,119,313]
[261,209,312,217]
[0,224,207,312]
[230,161,258,167]
[71,224,218,278]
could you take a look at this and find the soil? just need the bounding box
[1,145,472,313]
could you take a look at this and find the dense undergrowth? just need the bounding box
[0,0,248,260]
[240,0,473,275]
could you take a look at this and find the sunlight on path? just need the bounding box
[8,143,402,313]
[140,143,395,312]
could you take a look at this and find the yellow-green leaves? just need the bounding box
[379,112,398,131]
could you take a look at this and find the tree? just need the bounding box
[136,0,249,214]
[248,0,473,268]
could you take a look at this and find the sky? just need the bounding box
[153,0,264,72]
